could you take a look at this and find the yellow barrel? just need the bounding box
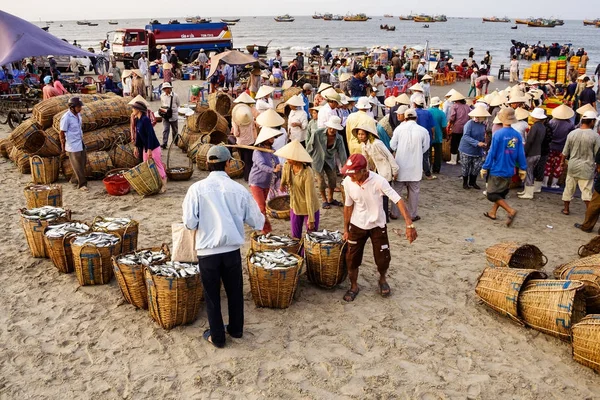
[531,63,540,72]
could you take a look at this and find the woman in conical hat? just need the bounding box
[231,102,257,181]
[544,104,576,190]
[275,140,320,238]
[457,106,491,190]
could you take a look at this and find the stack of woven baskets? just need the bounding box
[182,95,230,158]
[1,94,136,182]
[476,241,600,373]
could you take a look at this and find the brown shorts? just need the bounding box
[345,223,391,274]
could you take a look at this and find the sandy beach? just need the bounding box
[1,78,600,399]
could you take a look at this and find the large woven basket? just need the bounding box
[31,128,62,157]
[195,143,214,171]
[485,242,547,270]
[61,151,113,180]
[250,232,302,254]
[208,92,234,116]
[30,155,60,184]
[123,159,163,196]
[304,239,348,289]
[187,136,207,161]
[572,315,600,372]
[246,249,303,309]
[579,237,600,258]
[43,220,90,273]
[19,208,71,258]
[92,217,139,255]
[518,279,587,341]
[198,109,229,134]
[61,155,92,180]
[202,130,228,145]
[0,138,14,158]
[166,134,194,181]
[145,268,204,330]
[282,87,302,103]
[9,119,45,153]
[24,184,62,208]
[112,244,171,310]
[179,126,203,152]
[266,195,291,220]
[475,267,547,324]
[442,139,451,162]
[71,235,120,286]
[108,141,138,169]
[11,147,31,174]
[225,158,244,178]
[31,94,108,128]
[553,259,600,313]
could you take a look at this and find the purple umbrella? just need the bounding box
[0,10,95,65]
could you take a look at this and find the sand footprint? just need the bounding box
[467,383,481,399]
[457,356,473,372]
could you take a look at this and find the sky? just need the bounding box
[2,1,597,21]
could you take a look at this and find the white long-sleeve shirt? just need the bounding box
[255,98,274,114]
[273,127,288,165]
[362,139,399,182]
[287,109,308,142]
[390,120,430,182]
[182,171,265,256]
[317,103,338,128]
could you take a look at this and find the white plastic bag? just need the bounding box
[171,223,197,262]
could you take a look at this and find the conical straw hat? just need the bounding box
[281,80,293,90]
[254,127,282,145]
[384,96,397,108]
[163,62,172,69]
[317,82,333,93]
[514,107,530,121]
[256,108,285,128]
[445,88,457,98]
[551,104,575,120]
[421,74,434,81]
[493,115,501,124]
[468,107,491,118]
[255,85,275,99]
[232,104,254,127]
[274,140,313,163]
[234,92,256,104]
[489,94,505,107]
[128,95,149,106]
[395,93,411,105]
[409,83,423,92]
[285,94,305,107]
[448,91,466,102]
[122,70,133,79]
[576,103,597,115]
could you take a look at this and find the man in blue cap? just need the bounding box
[42,75,59,100]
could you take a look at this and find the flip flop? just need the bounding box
[483,212,497,220]
[203,329,225,348]
[379,282,391,297]
[79,186,89,192]
[412,216,421,222]
[322,201,331,209]
[343,288,360,302]
[506,211,518,227]
[561,210,570,215]
[329,199,343,207]
[225,324,243,339]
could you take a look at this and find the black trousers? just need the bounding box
[238,148,254,182]
[432,142,442,173]
[198,249,244,346]
[450,133,463,155]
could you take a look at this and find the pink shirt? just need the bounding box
[43,85,60,100]
[53,80,68,95]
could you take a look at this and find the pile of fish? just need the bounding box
[255,233,299,247]
[306,229,343,244]
[168,167,190,173]
[93,217,132,231]
[105,170,125,178]
[72,232,120,247]
[21,206,67,221]
[116,249,168,266]
[250,249,299,270]
[147,261,200,278]
[27,184,56,191]
[45,222,90,238]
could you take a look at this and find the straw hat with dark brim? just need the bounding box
[131,101,148,113]
[497,107,518,125]
[232,104,254,127]
[256,109,285,128]
[317,82,333,93]
[255,85,275,99]
[448,92,466,102]
[281,80,293,90]
[322,88,341,104]
[274,140,313,163]
[352,121,379,138]
[395,93,411,105]
[234,92,256,104]
[551,104,575,120]
[514,107,530,121]
[577,103,597,116]
[285,94,305,108]
[128,95,150,106]
[468,107,491,118]
[254,127,282,145]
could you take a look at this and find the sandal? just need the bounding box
[225,325,243,339]
[343,288,360,302]
[483,212,497,221]
[412,216,421,222]
[379,282,391,297]
[329,199,343,207]
[203,329,225,348]
[79,186,89,192]
[561,209,570,215]
[506,211,517,227]
[322,201,331,209]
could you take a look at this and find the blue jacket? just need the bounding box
[135,115,160,151]
[301,93,310,119]
[415,108,434,140]
[349,76,367,97]
[248,149,280,189]
[482,127,527,178]
[458,120,486,157]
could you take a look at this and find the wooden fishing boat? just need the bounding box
[583,19,600,26]
[384,14,393,18]
[414,15,435,23]
[108,20,118,25]
[434,15,447,22]
[76,20,90,25]
[344,13,368,22]
[88,23,98,26]
[221,18,240,23]
[515,19,530,24]
[527,19,556,28]
[312,13,323,19]
[483,16,510,23]
[274,14,295,22]
[246,44,269,54]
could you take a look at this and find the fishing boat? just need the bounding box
[186,16,211,23]
[527,19,556,28]
[511,25,518,29]
[482,16,511,23]
[46,21,54,24]
[515,18,530,24]
[422,24,429,28]
[583,19,600,26]
[331,15,343,21]
[434,15,447,22]
[323,13,333,20]
[221,18,240,23]
[76,20,90,25]
[312,13,323,19]
[384,14,393,18]
[108,20,119,25]
[380,24,396,31]
[88,23,98,26]
[343,13,368,22]
[274,14,295,22]
[399,13,416,21]
[413,15,435,23]
[41,26,49,31]
[552,19,564,26]
[246,42,271,54]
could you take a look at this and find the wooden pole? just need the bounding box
[223,144,274,153]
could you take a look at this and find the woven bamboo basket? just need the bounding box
[112,244,171,309]
[30,129,61,157]
[9,119,45,153]
[283,87,302,103]
[579,237,600,258]
[195,143,214,171]
[87,151,114,179]
[553,255,600,277]
[198,109,229,134]
[250,232,302,254]
[83,126,119,152]
[225,158,244,178]
[246,248,303,309]
[186,107,209,133]
[572,315,600,372]
[442,139,451,162]
[19,208,71,258]
[485,242,547,270]
[518,279,587,341]
[11,148,31,174]
[304,239,348,289]
[201,130,228,145]
[0,138,14,158]
[31,94,108,128]
[266,195,291,220]
[92,217,139,255]
[208,92,234,116]
[70,234,120,285]
[8,145,17,161]
[61,155,93,180]
[29,156,60,184]
[475,267,547,324]
[166,135,194,181]
[109,141,138,169]
[43,220,91,273]
[187,135,206,161]
[123,158,163,196]
[145,268,204,330]
[24,184,62,208]
[553,259,600,313]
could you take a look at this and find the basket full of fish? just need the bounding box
[92,216,139,254]
[23,184,62,208]
[19,206,71,258]
[70,232,121,286]
[246,248,303,309]
[112,244,171,310]
[145,261,204,329]
[250,232,302,255]
[44,221,91,273]
[304,229,347,289]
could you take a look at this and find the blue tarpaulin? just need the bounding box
[0,10,95,65]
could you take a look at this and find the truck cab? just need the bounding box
[110,29,148,64]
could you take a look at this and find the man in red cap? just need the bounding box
[341,154,417,302]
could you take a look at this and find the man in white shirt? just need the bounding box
[389,108,430,221]
[182,146,264,348]
[509,56,519,83]
[137,53,150,96]
[317,88,341,129]
[159,82,181,148]
[59,97,88,191]
[341,153,417,302]
[373,66,387,114]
